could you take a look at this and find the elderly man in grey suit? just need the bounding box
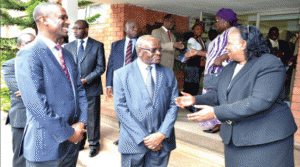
[151,14,184,69]
[2,33,35,167]
[65,20,106,157]
[113,35,179,167]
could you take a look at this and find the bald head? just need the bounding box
[17,33,35,50]
[33,3,61,24]
[136,35,162,65]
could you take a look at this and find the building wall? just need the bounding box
[291,40,300,144]
[88,4,189,90]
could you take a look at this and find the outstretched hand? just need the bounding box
[175,92,195,108]
[187,105,215,122]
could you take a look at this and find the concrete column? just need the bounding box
[62,0,78,42]
[256,14,260,28]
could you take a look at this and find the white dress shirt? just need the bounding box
[38,35,62,66]
[137,58,157,84]
[77,37,89,54]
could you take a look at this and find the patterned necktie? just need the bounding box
[167,30,171,41]
[55,45,71,85]
[146,66,155,98]
[125,39,133,65]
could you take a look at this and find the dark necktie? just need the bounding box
[55,45,71,85]
[167,30,171,41]
[77,40,84,75]
[146,66,155,98]
[125,39,133,65]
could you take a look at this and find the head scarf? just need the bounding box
[216,8,238,27]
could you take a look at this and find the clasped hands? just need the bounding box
[68,122,87,143]
[143,132,165,152]
[175,92,215,122]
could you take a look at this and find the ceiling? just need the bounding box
[91,0,300,18]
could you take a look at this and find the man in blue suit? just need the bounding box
[106,20,139,145]
[113,35,179,167]
[15,3,88,167]
[3,33,35,167]
[65,20,105,157]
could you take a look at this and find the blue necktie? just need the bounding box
[77,40,84,76]
[146,66,155,98]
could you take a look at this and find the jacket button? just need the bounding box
[226,120,232,125]
[225,97,227,100]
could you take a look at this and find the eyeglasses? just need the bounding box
[72,27,86,30]
[140,47,162,53]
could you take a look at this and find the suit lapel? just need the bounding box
[79,38,93,64]
[153,64,163,103]
[70,41,78,63]
[131,61,151,98]
[227,56,259,93]
[119,39,125,63]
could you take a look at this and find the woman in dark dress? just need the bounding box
[176,25,297,166]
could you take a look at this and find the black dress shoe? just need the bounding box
[89,148,99,157]
[113,139,119,145]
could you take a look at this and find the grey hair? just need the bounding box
[17,33,35,46]
[136,35,156,52]
[33,2,61,23]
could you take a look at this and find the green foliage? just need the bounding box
[0,38,18,65]
[1,87,11,112]
[85,14,101,23]
[78,0,94,8]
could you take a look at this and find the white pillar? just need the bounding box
[256,14,260,28]
[200,12,203,21]
[62,0,78,42]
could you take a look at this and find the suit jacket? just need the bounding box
[151,27,177,69]
[195,54,297,146]
[106,39,137,87]
[113,60,179,154]
[65,37,106,96]
[15,38,88,162]
[266,39,292,65]
[2,58,26,128]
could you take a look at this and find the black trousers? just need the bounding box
[80,96,101,149]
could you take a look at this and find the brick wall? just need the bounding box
[88,4,189,90]
[291,40,300,144]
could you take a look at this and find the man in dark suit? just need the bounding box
[2,33,35,167]
[65,20,106,157]
[266,27,292,65]
[113,35,179,167]
[15,3,88,166]
[106,20,139,145]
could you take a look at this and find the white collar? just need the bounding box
[162,26,169,32]
[37,35,57,49]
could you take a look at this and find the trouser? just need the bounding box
[11,127,26,167]
[80,95,101,149]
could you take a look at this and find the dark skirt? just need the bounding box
[225,135,294,167]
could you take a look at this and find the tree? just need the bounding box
[1,0,101,33]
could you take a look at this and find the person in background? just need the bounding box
[113,35,178,167]
[2,33,35,167]
[176,25,297,167]
[266,27,292,65]
[183,22,206,113]
[184,8,238,133]
[15,3,88,166]
[65,20,106,157]
[106,19,139,145]
[205,29,218,50]
[151,14,184,70]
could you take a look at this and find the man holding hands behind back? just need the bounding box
[113,35,179,167]
[15,3,87,166]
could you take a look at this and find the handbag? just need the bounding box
[203,66,220,90]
